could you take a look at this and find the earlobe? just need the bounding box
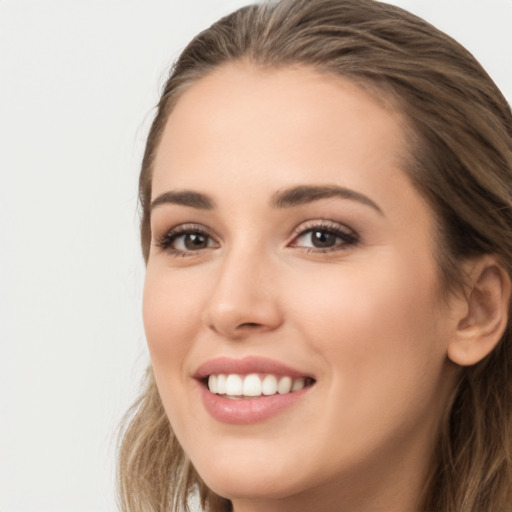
[447,256,511,367]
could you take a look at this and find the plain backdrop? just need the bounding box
[1,1,511,511]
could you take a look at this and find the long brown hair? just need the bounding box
[118,1,512,511]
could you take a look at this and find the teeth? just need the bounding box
[225,374,243,396]
[262,374,277,395]
[277,376,292,394]
[207,373,309,397]
[243,374,262,396]
[208,375,218,393]
[291,377,305,392]
[217,374,227,394]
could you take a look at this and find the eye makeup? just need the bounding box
[153,218,360,258]
[288,219,360,253]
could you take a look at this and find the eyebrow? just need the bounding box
[271,185,383,214]
[151,190,215,211]
[150,184,382,215]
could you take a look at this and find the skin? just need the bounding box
[143,63,464,512]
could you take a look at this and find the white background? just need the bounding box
[1,1,511,511]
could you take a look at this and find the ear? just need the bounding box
[447,256,511,367]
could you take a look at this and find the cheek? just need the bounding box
[142,264,209,434]
[283,256,454,468]
[287,253,450,407]
[295,258,440,337]
[142,265,201,375]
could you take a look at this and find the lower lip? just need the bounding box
[198,382,311,424]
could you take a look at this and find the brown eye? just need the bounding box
[157,225,219,255]
[291,223,359,252]
[310,230,338,248]
[183,232,209,250]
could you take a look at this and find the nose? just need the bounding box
[203,247,283,339]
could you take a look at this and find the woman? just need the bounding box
[118,0,512,511]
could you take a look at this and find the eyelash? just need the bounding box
[155,223,216,257]
[289,220,359,253]
[155,221,359,257]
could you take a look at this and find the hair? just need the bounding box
[118,1,512,511]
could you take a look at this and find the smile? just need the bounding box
[195,357,315,423]
[207,373,314,398]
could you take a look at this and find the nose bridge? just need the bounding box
[204,236,282,338]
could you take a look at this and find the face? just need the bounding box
[144,64,459,512]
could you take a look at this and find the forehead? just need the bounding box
[152,63,412,211]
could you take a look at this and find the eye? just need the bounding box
[290,221,359,252]
[156,224,219,256]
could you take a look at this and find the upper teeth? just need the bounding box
[208,373,306,397]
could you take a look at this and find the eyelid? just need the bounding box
[153,219,359,257]
[288,219,360,250]
[290,219,355,237]
[154,223,220,254]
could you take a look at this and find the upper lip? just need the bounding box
[194,356,313,380]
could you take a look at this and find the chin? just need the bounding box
[205,477,305,504]
[193,453,310,502]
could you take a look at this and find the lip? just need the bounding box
[194,355,313,379]
[194,356,314,425]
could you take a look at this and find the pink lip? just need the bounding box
[194,355,312,379]
[194,356,314,425]
[197,384,310,424]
